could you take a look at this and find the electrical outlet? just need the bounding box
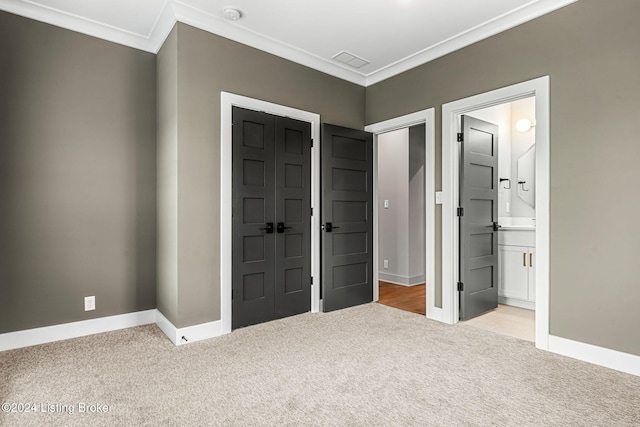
[84,296,95,311]
[383,259,389,269]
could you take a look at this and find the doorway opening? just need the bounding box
[376,125,427,315]
[442,76,550,350]
[365,108,437,320]
[460,98,536,342]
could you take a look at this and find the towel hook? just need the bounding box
[499,178,511,189]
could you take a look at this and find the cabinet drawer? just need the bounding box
[498,229,535,247]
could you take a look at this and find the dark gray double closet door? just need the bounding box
[232,107,311,329]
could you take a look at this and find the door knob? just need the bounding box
[493,222,501,231]
[324,222,340,232]
[277,222,292,233]
[259,222,274,234]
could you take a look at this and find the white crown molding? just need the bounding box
[0,0,578,84]
[170,0,366,86]
[364,0,579,86]
[149,0,178,53]
[0,0,166,52]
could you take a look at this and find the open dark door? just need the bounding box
[321,124,373,312]
[459,115,499,320]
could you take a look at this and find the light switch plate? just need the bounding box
[384,200,389,209]
[435,192,443,204]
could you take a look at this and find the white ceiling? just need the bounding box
[0,0,577,86]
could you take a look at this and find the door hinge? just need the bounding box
[457,282,464,292]
[457,207,464,217]
[310,139,314,147]
[457,133,463,142]
[311,277,313,285]
[311,207,313,216]
[232,289,234,300]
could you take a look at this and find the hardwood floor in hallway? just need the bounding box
[378,281,425,315]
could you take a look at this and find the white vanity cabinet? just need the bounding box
[498,229,535,310]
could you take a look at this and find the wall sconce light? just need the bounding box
[515,118,534,133]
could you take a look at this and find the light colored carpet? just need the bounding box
[1,303,639,426]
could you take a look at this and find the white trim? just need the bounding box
[378,273,426,287]
[0,310,156,352]
[155,310,223,345]
[549,335,640,377]
[149,0,179,53]
[0,0,578,86]
[364,0,578,86]
[498,297,535,311]
[221,92,321,334]
[0,0,168,53]
[372,132,379,302]
[442,76,550,351]
[365,109,437,321]
[170,1,365,86]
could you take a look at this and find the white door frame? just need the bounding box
[365,108,439,320]
[442,76,550,350]
[220,92,321,334]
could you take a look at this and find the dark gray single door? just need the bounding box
[321,124,373,312]
[459,115,499,320]
[232,107,311,329]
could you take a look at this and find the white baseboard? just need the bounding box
[0,310,156,352]
[379,273,425,286]
[498,296,535,310]
[548,335,640,377]
[155,310,224,345]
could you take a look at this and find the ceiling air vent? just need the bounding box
[332,51,370,69]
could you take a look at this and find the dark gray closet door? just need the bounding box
[232,107,311,329]
[321,124,373,312]
[232,107,276,328]
[274,116,312,319]
[459,115,499,320]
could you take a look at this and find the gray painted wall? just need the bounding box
[157,26,179,324]
[0,12,157,333]
[157,23,365,328]
[378,129,409,283]
[408,125,426,283]
[365,0,640,356]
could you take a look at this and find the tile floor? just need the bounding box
[463,304,535,342]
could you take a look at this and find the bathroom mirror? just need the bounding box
[517,145,535,208]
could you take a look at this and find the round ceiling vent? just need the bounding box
[223,8,242,21]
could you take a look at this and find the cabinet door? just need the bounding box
[498,245,528,300]
[528,247,536,302]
